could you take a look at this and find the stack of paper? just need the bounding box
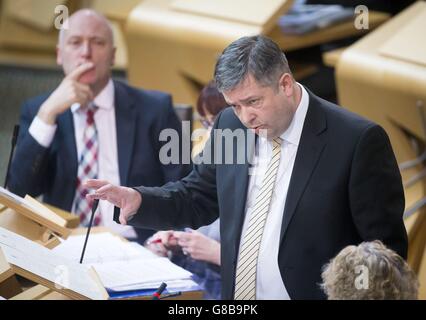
[52,232,198,293]
[52,232,156,264]
[92,257,195,292]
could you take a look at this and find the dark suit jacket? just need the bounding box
[9,80,191,241]
[128,89,407,299]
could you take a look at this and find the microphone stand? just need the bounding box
[80,199,99,264]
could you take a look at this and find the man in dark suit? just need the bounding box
[85,35,407,299]
[8,9,191,242]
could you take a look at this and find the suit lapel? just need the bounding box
[57,109,78,209]
[279,92,327,243]
[114,81,136,186]
[58,110,78,175]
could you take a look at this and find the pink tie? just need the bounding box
[73,105,102,226]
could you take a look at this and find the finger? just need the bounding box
[172,231,185,239]
[84,179,110,189]
[119,213,128,225]
[94,183,116,196]
[159,231,173,244]
[67,62,95,82]
[177,232,192,242]
[75,82,94,98]
[86,193,108,201]
[74,83,94,105]
[177,238,189,247]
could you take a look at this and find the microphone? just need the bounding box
[79,199,99,264]
[4,125,20,188]
[152,282,167,300]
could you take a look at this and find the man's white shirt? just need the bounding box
[239,83,309,299]
[29,79,137,238]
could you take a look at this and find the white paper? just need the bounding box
[52,232,157,264]
[92,257,193,291]
[0,227,107,300]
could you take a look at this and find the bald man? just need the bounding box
[9,10,191,241]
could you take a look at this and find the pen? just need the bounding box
[148,238,163,244]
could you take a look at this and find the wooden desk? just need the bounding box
[10,227,204,300]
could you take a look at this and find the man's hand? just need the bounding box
[173,230,221,265]
[85,179,142,225]
[38,62,95,125]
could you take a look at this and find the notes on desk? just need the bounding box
[93,257,194,292]
[52,232,157,264]
[0,227,108,300]
[53,232,198,293]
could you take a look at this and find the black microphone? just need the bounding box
[80,199,99,264]
[4,125,20,189]
[152,282,167,300]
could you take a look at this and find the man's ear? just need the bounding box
[56,45,63,66]
[111,47,117,67]
[279,73,294,97]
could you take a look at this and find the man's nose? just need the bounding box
[81,41,92,58]
[240,108,256,126]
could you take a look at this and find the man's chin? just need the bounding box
[253,127,270,138]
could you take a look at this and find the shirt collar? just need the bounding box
[71,79,115,113]
[279,82,309,147]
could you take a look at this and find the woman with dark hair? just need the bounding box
[196,81,228,130]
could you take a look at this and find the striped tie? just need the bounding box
[234,137,283,300]
[73,104,102,227]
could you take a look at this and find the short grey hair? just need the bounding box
[214,35,292,92]
[321,240,419,300]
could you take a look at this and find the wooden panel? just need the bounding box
[10,284,51,300]
[379,7,426,67]
[0,193,70,238]
[172,0,293,34]
[0,248,13,283]
[91,0,140,21]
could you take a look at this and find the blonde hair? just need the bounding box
[321,241,418,300]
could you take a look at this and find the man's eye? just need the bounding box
[94,40,106,46]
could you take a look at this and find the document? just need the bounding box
[52,232,156,264]
[0,227,108,300]
[53,232,197,293]
[92,257,193,291]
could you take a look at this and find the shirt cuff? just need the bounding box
[28,116,58,148]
